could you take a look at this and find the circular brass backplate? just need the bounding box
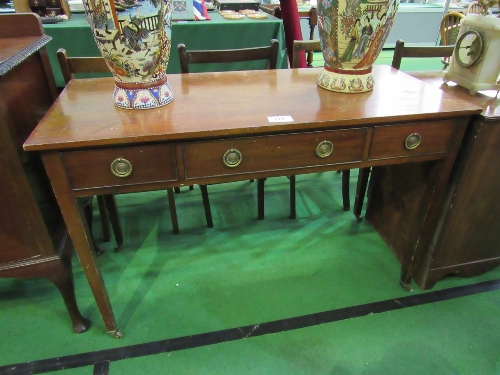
[111,158,132,177]
[223,149,242,167]
[405,133,421,150]
[316,140,334,158]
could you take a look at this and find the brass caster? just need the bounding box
[108,330,124,339]
[114,244,123,253]
[356,215,363,223]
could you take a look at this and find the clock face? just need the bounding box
[454,30,484,68]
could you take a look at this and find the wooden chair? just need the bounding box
[353,39,455,222]
[439,11,465,67]
[177,40,282,223]
[56,48,179,251]
[466,1,487,15]
[290,39,352,214]
[292,39,321,68]
[261,5,318,67]
[178,40,280,73]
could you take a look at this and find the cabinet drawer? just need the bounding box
[62,144,178,190]
[369,120,455,160]
[183,129,366,179]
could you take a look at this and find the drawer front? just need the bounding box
[183,129,366,179]
[63,144,178,190]
[369,120,455,160]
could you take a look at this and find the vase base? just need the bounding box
[318,68,374,93]
[113,79,174,110]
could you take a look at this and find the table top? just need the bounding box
[24,65,483,152]
[411,71,500,121]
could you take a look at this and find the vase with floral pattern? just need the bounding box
[317,0,399,93]
[82,0,174,109]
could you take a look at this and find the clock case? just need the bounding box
[444,14,500,95]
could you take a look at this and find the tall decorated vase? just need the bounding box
[82,0,174,109]
[317,0,399,93]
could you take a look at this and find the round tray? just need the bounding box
[246,12,267,19]
[223,13,245,20]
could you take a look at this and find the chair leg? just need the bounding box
[167,188,180,234]
[354,168,371,222]
[341,169,351,211]
[102,194,124,252]
[289,175,296,219]
[96,196,111,242]
[199,185,213,228]
[257,178,265,220]
[175,186,194,194]
[83,197,105,256]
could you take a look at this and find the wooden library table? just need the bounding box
[24,66,482,336]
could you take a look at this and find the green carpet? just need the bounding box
[1,170,500,374]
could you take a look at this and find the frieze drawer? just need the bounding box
[369,120,456,160]
[183,129,367,179]
[62,144,178,190]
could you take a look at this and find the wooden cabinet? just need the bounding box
[368,71,500,290]
[421,89,500,288]
[0,13,89,333]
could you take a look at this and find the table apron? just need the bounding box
[59,120,458,197]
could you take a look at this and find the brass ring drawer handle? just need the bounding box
[405,133,422,150]
[316,140,334,158]
[223,149,242,168]
[111,158,133,177]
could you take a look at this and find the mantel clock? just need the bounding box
[444,14,500,95]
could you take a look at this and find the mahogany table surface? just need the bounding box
[24,65,482,152]
[410,70,500,121]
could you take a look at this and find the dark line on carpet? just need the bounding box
[2,278,500,375]
[92,361,109,375]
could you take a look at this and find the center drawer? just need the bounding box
[183,129,367,179]
[62,144,178,190]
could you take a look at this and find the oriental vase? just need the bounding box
[317,0,399,93]
[82,0,174,109]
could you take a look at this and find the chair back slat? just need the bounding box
[291,40,321,68]
[391,39,454,70]
[177,39,280,73]
[56,48,109,84]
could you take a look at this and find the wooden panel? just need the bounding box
[369,120,455,160]
[62,144,178,190]
[183,129,366,179]
[431,119,500,269]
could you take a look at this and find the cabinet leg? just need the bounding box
[49,235,91,333]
